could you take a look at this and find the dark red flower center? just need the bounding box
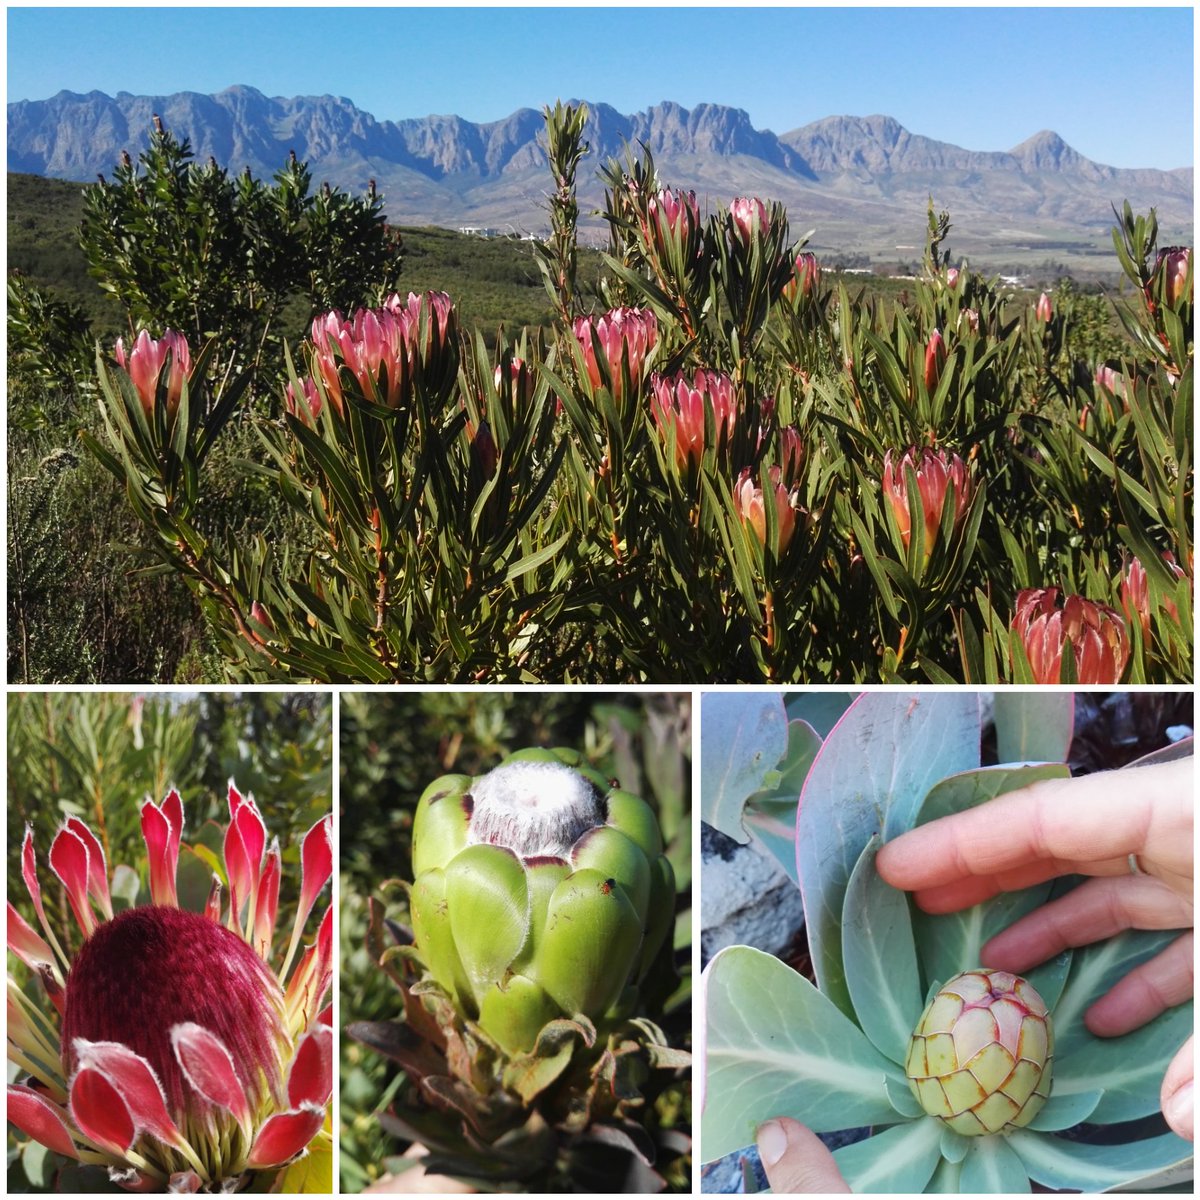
[63,906,286,1117]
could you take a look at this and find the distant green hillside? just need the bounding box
[7,171,608,344]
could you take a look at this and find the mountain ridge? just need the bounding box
[8,86,1192,265]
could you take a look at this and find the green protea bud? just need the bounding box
[906,969,1053,1136]
[409,751,674,1055]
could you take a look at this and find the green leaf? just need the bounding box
[1009,1126,1192,1192]
[832,1116,942,1193]
[994,694,1075,765]
[699,693,788,843]
[701,945,904,1162]
[959,1133,1029,1193]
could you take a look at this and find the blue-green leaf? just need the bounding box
[700,694,788,843]
[993,693,1075,765]
[1009,1126,1192,1192]
[832,1117,942,1193]
[960,1133,1030,1193]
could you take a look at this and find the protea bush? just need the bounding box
[345,737,691,1192]
[77,107,1191,685]
[701,691,1192,1192]
[7,786,332,1193]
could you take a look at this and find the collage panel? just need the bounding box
[339,690,693,1193]
[6,691,333,1193]
[699,689,1194,1193]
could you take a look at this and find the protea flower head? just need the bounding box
[1036,292,1053,323]
[493,355,532,407]
[1120,552,1186,639]
[572,307,658,408]
[7,785,333,1192]
[1010,587,1130,684]
[882,446,974,562]
[114,329,192,419]
[923,328,947,392]
[728,196,769,246]
[408,748,675,1057]
[650,368,737,471]
[1154,246,1192,307]
[284,376,322,427]
[733,466,796,555]
[906,969,1052,1136]
[642,188,702,264]
[782,252,821,303]
[945,267,961,289]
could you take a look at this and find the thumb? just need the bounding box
[756,1118,850,1194]
[1161,1035,1194,1141]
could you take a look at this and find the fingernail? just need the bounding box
[1164,1081,1193,1131]
[756,1119,788,1167]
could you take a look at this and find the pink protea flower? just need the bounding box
[114,329,192,419]
[923,329,947,392]
[729,197,769,245]
[284,376,323,426]
[945,267,960,289]
[882,447,974,562]
[1154,246,1192,307]
[1120,553,1186,639]
[782,252,821,304]
[493,356,533,408]
[650,368,737,470]
[733,466,796,554]
[1036,292,1053,323]
[7,785,332,1192]
[572,307,658,407]
[1010,588,1130,684]
[643,188,701,263]
[959,307,981,334]
[778,426,806,488]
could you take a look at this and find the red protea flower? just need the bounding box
[882,447,974,562]
[1010,588,1130,684]
[284,376,323,427]
[733,466,795,554]
[114,329,192,419]
[572,307,658,407]
[650,368,737,470]
[1153,246,1192,307]
[923,328,947,392]
[1120,553,1186,639]
[7,785,332,1192]
[1036,292,1053,323]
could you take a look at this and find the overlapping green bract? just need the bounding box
[410,747,676,1055]
[906,969,1053,1136]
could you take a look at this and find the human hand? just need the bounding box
[876,755,1194,1140]
[756,1118,850,1193]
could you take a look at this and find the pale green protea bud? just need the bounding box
[905,969,1053,1136]
[409,748,675,1056]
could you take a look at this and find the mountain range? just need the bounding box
[8,86,1193,270]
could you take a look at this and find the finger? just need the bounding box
[877,758,1191,893]
[981,876,1195,972]
[1085,932,1194,1036]
[911,856,1132,914]
[757,1118,850,1194]
[1161,1036,1194,1142]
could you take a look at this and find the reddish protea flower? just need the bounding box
[882,447,974,561]
[1010,588,1130,684]
[733,466,795,554]
[1036,292,1053,323]
[114,329,192,419]
[642,188,701,264]
[572,307,658,407]
[284,376,323,427]
[1154,246,1192,307]
[923,329,947,393]
[1120,553,1186,639]
[728,196,769,245]
[7,786,332,1192]
[782,252,821,303]
[959,307,981,334]
[650,368,737,470]
[778,426,806,488]
[944,267,960,290]
[493,356,533,408]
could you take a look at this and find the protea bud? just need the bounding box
[906,969,1052,1136]
[643,188,702,264]
[1036,292,1053,323]
[409,749,675,1056]
[1154,246,1192,307]
[945,267,960,290]
[1010,587,1130,684]
[7,788,333,1191]
[1120,553,1185,639]
[728,197,769,246]
[650,368,737,470]
[778,427,805,488]
[782,252,821,304]
[881,447,974,562]
[923,329,946,392]
[114,329,192,419]
[285,376,322,426]
[733,467,796,554]
[1094,364,1130,412]
[493,356,532,407]
[572,307,658,407]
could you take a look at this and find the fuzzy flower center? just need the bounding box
[62,906,287,1120]
[467,761,605,858]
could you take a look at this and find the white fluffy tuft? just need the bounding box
[468,761,604,857]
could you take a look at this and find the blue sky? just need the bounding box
[6,5,1194,169]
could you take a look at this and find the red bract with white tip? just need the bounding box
[6,787,332,1192]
